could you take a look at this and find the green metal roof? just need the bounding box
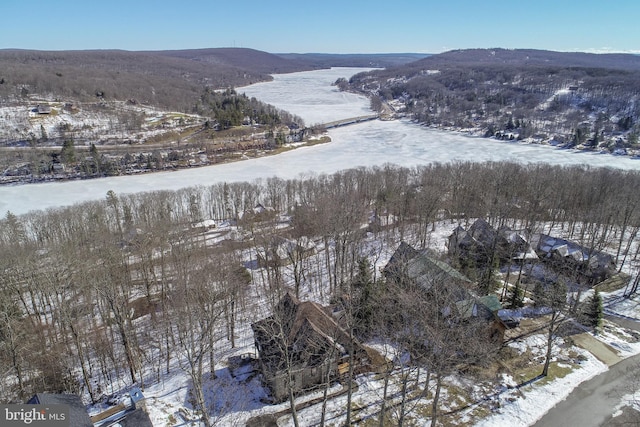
[478,294,503,312]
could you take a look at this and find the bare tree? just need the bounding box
[381,245,498,426]
[539,281,569,377]
[171,249,227,426]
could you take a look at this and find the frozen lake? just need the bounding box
[2,67,639,216]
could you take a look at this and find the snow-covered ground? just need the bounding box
[2,68,640,217]
[475,345,608,427]
[130,219,640,426]
[134,305,640,426]
[419,220,640,426]
[0,101,202,145]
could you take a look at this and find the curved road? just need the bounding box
[533,315,640,427]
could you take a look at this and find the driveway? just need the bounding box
[572,333,621,366]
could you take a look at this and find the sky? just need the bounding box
[2,0,639,54]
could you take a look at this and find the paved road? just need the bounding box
[532,353,640,427]
[533,315,640,427]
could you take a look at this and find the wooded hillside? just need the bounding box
[345,48,640,153]
[0,48,309,111]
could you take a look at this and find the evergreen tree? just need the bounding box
[581,290,603,330]
[533,281,547,307]
[90,143,101,174]
[479,255,500,295]
[507,281,524,309]
[506,115,515,130]
[352,258,375,336]
[60,139,76,164]
[40,124,48,141]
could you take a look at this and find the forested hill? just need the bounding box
[150,47,317,74]
[0,48,311,111]
[345,48,640,154]
[411,48,640,70]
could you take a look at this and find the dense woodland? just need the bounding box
[0,49,296,111]
[345,49,640,152]
[196,88,303,130]
[1,161,639,424]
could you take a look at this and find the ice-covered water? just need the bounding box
[2,67,639,216]
[240,67,376,125]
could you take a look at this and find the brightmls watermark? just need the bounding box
[1,405,69,426]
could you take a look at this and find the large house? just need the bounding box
[252,291,371,402]
[448,219,538,268]
[530,233,616,285]
[384,242,506,344]
[448,219,616,290]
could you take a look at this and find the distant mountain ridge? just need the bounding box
[276,52,431,68]
[414,48,640,70]
[149,47,318,74]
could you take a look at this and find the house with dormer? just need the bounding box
[252,291,371,402]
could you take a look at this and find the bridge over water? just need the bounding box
[319,114,379,129]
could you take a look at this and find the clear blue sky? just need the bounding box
[2,0,638,54]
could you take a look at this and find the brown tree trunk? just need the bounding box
[430,373,442,427]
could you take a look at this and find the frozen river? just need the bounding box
[2,67,639,216]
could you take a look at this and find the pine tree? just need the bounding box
[352,258,375,335]
[507,281,524,309]
[506,115,515,130]
[90,143,101,174]
[581,290,603,330]
[60,139,76,163]
[533,281,547,307]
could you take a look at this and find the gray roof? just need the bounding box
[385,242,473,302]
[27,393,93,427]
[114,408,154,427]
[406,253,472,292]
